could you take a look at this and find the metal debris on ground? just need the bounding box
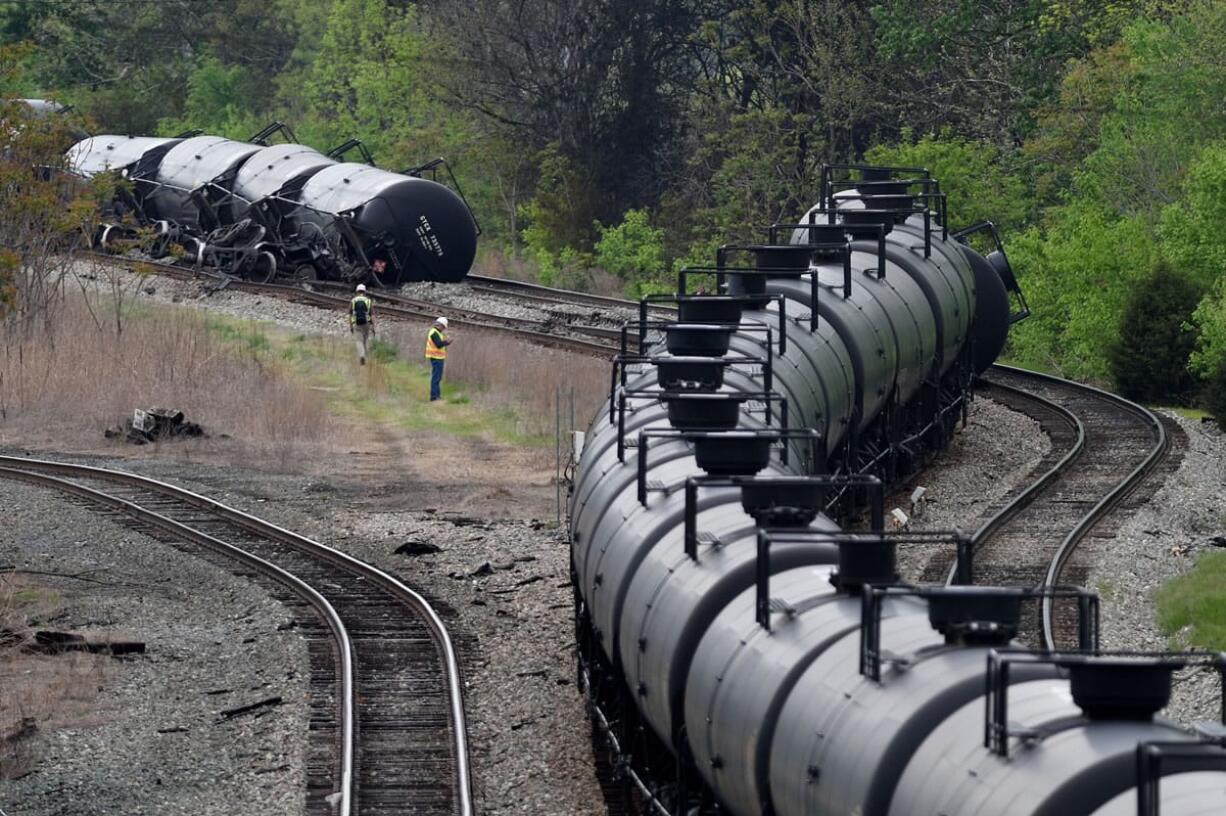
[105,407,206,444]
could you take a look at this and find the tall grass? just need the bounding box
[373,320,609,437]
[0,295,333,459]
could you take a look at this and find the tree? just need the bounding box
[1107,261,1203,403]
[864,131,1031,232]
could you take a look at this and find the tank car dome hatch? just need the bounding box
[231,143,335,216]
[296,163,478,284]
[67,135,180,178]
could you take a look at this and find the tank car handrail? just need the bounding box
[951,220,1029,322]
[1136,739,1226,816]
[682,472,852,565]
[619,386,785,430]
[819,162,934,211]
[609,347,777,430]
[635,426,821,505]
[984,650,1226,758]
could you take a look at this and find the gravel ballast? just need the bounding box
[1088,415,1226,725]
[11,260,1226,808]
[0,478,309,816]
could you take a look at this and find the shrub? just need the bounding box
[1107,261,1203,404]
[594,208,665,296]
[1201,357,1226,425]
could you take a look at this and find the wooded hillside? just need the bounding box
[4,0,1226,414]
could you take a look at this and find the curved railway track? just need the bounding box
[80,251,618,358]
[0,454,473,816]
[939,365,1176,649]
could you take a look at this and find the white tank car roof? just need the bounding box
[232,143,335,205]
[296,163,412,215]
[155,135,261,191]
[67,135,177,177]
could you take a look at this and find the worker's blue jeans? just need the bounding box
[430,359,445,401]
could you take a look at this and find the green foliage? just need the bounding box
[159,54,263,139]
[1074,8,1226,220]
[1155,548,1226,650]
[1190,279,1226,378]
[864,130,1031,231]
[1107,261,1203,403]
[1005,201,1157,381]
[1159,141,1226,286]
[1200,358,1226,425]
[594,209,665,292]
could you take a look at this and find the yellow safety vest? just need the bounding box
[349,294,373,326]
[425,327,447,359]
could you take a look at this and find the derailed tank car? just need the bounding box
[63,126,478,286]
[569,163,1226,815]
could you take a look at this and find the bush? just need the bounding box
[1201,358,1226,425]
[594,209,665,290]
[1107,261,1203,404]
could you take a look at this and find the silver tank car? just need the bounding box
[569,163,1226,815]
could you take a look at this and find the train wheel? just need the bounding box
[288,263,319,284]
[248,251,279,284]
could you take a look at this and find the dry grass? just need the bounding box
[373,320,609,438]
[0,294,335,464]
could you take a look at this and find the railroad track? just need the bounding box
[940,365,1177,649]
[0,454,473,816]
[79,251,618,358]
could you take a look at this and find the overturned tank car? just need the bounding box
[65,124,478,286]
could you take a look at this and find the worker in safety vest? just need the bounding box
[425,317,451,401]
[350,284,374,365]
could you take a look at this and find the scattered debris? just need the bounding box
[3,718,37,745]
[218,696,282,721]
[30,630,145,656]
[1207,536,1226,548]
[446,515,491,529]
[156,726,189,734]
[105,407,206,445]
[395,540,442,556]
[469,561,496,577]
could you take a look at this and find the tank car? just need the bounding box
[63,125,478,286]
[569,163,1226,815]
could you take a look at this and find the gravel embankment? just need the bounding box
[402,279,636,328]
[897,400,1226,727]
[1088,415,1226,725]
[77,259,354,338]
[891,393,1051,578]
[0,455,605,816]
[0,479,309,816]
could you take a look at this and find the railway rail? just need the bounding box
[79,251,618,358]
[0,454,473,816]
[941,365,1174,649]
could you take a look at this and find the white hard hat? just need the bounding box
[436,316,449,328]
[356,283,367,292]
